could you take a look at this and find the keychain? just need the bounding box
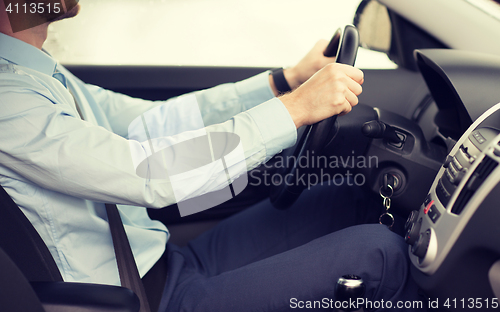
[379,184,395,229]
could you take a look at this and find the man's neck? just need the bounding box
[0,24,49,50]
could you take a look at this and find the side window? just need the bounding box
[44,0,395,69]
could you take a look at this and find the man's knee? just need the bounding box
[338,223,407,255]
[333,224,411,300]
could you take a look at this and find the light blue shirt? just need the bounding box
[0,32,297,285]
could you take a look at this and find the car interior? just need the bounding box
[2,0,500,311]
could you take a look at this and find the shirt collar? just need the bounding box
[0,32,58,76]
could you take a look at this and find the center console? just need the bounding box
[406,103,500,309]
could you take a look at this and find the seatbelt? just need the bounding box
[105,204,152,312]
[62,76,152,311]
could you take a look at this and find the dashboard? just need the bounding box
[404,49,500,309]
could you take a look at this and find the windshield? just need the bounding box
[43,0,396,69]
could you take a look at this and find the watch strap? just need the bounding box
[271,68,292,94]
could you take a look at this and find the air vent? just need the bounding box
[451,156,498,215]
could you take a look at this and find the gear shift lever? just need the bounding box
[335,275,365,312]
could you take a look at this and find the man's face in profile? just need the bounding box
[3,0,80,32]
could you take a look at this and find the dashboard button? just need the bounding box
[452,156,463,171]
[448,162,459,177]
[443,155,453,168]
[472,131,486,144]
[423,194,432,207]
[405,210,419,231]
[427,205,441,223]
[424,200,434,214]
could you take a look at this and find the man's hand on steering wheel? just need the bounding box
[281,63,364,129]
[269,25,362,210]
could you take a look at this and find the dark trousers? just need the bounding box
[151,182,424,311]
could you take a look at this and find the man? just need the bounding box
[0,1,423,311]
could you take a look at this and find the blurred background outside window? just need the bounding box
[44,0,396,69]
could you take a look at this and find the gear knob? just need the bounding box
[336,275,365,312]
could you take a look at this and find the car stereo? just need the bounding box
[406,103,500,309]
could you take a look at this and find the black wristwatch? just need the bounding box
[271,68,292,95]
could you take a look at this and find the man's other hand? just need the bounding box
[269,40,336,95]
[285,39,336,90]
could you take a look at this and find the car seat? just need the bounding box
[0,184,140,312]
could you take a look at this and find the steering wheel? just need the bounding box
[270,25,360,209]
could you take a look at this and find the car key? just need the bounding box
[379,183,394,229]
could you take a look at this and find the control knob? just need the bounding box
[405,218,422,245]
[411,229,431,259]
